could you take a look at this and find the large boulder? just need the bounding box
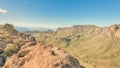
[3,42,82,68]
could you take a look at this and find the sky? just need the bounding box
[0,0,120,29]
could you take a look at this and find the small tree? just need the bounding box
[64,37,71,47]
[77,35,80,39]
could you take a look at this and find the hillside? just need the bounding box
[30,24,120,68]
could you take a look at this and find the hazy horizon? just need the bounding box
[0,0,120,29]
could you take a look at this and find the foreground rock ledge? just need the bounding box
[3,42,82,68]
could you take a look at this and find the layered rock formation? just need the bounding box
[3,41,82,68]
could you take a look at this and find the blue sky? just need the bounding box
[0,0,120,29]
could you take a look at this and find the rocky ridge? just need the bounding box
[3,41,82,68]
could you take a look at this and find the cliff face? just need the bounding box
[3,42,82,68]
[55,25,99,37]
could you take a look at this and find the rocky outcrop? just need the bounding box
[3,42,82,68]
[115,29,120,38]
[0,24,36,67]
[3,24,17,35]
[109,25,120,32]
[0,24,36,46]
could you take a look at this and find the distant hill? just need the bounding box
[15,27,30,32]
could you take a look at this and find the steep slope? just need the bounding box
[3,41,82,68]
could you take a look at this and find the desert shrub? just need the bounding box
[12,38,22,44]
[64,37,71,47]
[6,38,13,43]
[0,50,7,67]
[0,53,7,66]
[0,53,7,58]
[77,35,80,39]
[4,44,19,56]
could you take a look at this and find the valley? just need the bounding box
[29,24,120,68]
[0,23,120,68]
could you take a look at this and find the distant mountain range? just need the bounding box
[15,26,51,32]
